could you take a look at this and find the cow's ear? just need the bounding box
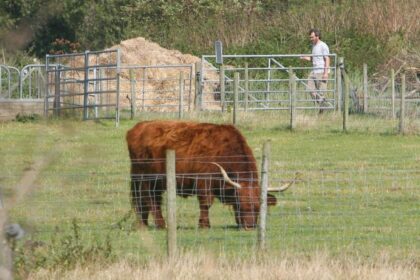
[267,193,277,206]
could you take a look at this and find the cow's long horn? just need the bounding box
[210,162,242,189]
[267,172,302,192]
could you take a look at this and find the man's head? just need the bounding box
[309,28,321,45]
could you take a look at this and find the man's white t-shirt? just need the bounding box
[312,41,329,74]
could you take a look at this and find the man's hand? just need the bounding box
[300,56,311,62]
[322,72,328,81]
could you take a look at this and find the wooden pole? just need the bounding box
[391,69,396,119]
[129,69,136,120]
[233,72,239,125]
[289,67,296,131]
[54,65,61,117]
[343,70,350,132]
[179,72,184,119]
[195,61,202,111]
[83,51,89,120]
[166,150,177,258]
[258,141,270,251]
[0,200,12,280]
[220,65,225,112]
[399,73,406,134]
[363,63,368,113]
[244,63,249,111]
[336,57,344,112]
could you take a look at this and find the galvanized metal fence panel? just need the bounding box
[19,64,47,99]
[45,49,121,124]
[0,65,20,99]
[200,54,337,112]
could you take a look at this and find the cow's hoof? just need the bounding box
[155,224,167,230]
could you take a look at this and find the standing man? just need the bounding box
[301,28,330,110]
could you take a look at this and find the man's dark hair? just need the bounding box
[309,28,321,39]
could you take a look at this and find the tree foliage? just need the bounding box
[0,0,418,71]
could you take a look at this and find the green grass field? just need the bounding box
[0,111,419,276]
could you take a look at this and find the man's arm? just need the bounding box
[323,56,330,80]
[300,56,311,61]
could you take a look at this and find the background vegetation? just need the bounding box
[0,0,419,72]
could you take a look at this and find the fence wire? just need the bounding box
[5,156,419,260]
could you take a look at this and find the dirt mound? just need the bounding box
[109,37,199,66]
[62,37,220,112]
[106,37,220,111]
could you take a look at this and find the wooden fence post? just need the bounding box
[129,69,136,120]
[166,150,177,258]
[219,65,225,112]
[54,65,61,117]
[83,51,89,120]
[179,72,184,119]
[258,141,270,251]
[195,61,202,111]
[363,63,368,113]
[233,72,239,125]
[336,57,344,112]
[399,73,406,134]
[343,70,350,132]
[289,67,296,131]
[244,63,249,111]
[391,69,396,119]
[0,198,12,280]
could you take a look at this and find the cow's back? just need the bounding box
[126,120,257,175]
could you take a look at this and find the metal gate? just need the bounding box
[200,54,337,112]
[0,65,20,99]
[45,49,121,125]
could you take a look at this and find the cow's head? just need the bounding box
[233,183,278,229]
[211,162,277,229]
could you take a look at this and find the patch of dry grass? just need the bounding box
[28,251,418,280]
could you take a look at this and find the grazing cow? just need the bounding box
[126,120,286,229]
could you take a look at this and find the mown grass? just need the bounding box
[0,111,419,278]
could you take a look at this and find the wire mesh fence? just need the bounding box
[5,155,419,260]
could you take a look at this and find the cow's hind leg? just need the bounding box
[150,191,166,229]
[149,179,166,229]
[197,180,215,228]
[131,177,150,227]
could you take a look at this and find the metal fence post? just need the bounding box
[166,150,177,258]
[258,141,270,251]
[233,72,239,125]
[391,69,396,119]
[219,65,225,112]
[179,72,184,119]
[363,63,368,113]
[289,67,296,130]
[130,69,136,120]
[399,73,406,134]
